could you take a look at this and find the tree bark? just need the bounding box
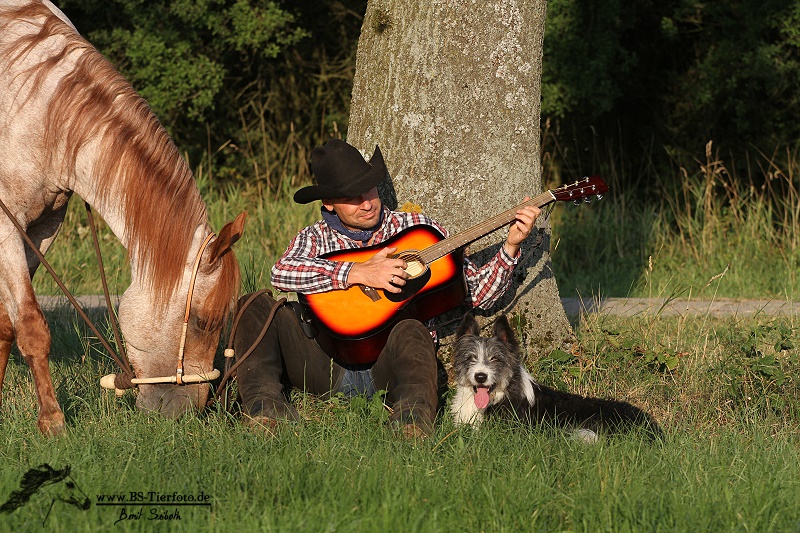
[347,0,575,362]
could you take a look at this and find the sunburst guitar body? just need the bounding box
[299,224,466,368]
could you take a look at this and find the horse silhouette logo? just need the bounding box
[1,464,90,525]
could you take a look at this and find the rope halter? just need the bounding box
[100,232,221,394]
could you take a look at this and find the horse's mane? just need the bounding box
[0,2,239,322]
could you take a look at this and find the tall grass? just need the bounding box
[33,138,800,303]
[549,139,800,299]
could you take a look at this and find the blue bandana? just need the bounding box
[321,207,384,245]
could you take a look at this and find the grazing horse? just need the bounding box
[0,0,244,435]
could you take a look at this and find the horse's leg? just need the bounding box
[0,228,65,436]
[18,205,71,435]
[0,305,13,410]
[4,283,63,435]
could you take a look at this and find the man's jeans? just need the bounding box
[233,292,439,433]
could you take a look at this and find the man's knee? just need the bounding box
[376,320,437,385]
[388,319,435,352]
[234,293,297,344]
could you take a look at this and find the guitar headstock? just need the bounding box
[551,175,608,204]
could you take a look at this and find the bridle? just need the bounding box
[99,229,281,408]
[99,231,220,391]
[176,232,216,385]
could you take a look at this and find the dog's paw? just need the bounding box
[570,428,599,444]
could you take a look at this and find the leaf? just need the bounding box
[606,336,622,349]
[663,355,680,371]
[622,338,637,350]
[775,339,794,352]
[548,349,575,363]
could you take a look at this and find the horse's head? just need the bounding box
[118,212,245,418]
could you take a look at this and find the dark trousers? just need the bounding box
[233,293,439,432]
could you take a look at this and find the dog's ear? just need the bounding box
[492,315,519,347]
[456,313,481,338]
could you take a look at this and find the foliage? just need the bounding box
[48,0,800,198]
[57,0,366,190]
[713,322,798,416]
[555,312,800,431]
[542,0,800,157]
[541,0,655,121]
[660,0,800,151]
[60,0,305,135]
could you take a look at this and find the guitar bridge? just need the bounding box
[359,285,382,302]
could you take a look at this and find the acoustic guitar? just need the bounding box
[299,176,608,368]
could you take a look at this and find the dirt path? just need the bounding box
[38,295,800,318]
[561,297,800,317]
[40,294,113,311]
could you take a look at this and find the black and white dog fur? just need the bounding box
[450,314,662,441]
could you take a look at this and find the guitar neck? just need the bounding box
[420,190,556,264]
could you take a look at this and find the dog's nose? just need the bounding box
[474,372,487,384]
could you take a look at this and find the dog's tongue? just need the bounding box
[474,387,490,409]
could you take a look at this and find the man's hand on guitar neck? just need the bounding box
[503,198,541,258]
[345,246,409,293]
[341,198,538,292]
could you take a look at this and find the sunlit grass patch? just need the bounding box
[2,306,799,531]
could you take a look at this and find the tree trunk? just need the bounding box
[346,0,575,363]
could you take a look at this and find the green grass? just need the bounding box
[549,142,800,299]
[2,306,799,531]
[34,142,800,302]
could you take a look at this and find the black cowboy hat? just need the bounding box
[293,139,387,204]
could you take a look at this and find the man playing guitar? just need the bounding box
[234,139,540,439]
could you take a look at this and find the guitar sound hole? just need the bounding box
[396,251,427,279]
[384,250,430,303]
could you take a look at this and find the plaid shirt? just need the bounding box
[272,207,519,309]
[271,206,519,309]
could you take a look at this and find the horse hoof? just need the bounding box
[37,413,66,437]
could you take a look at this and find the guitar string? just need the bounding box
[419,190,555,264]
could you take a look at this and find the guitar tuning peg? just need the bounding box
[596,194,604,201]
[583,197,592,203]
[572,199,581,205]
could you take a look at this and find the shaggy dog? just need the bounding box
[450,314,662,441]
